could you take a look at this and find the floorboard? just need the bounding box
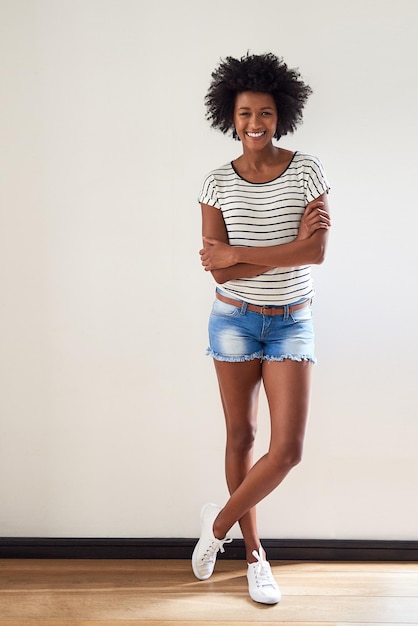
[0,559,417,625]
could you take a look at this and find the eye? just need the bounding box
[261,111,273,116]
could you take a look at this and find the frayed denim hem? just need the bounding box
[206,349,316,364]
[206,348,264,362]
[263,354,317,364]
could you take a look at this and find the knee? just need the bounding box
[226,424,256,455]
[286,446,303,469]
[269,441,303,472]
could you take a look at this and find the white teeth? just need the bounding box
[247,132,264,138]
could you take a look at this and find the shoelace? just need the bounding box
[251,549,277,588]
[201,536,233,563]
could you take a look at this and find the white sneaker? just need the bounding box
[247,548,281,604]
[191,503,232,580]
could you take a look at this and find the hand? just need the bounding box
[199,237,237,271]
[296,199,331,241]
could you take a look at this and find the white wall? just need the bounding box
[1,0,417,540]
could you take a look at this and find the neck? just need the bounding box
[240,144,280,170]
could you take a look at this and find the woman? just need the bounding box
[192,52,331,604]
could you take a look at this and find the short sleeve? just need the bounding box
[198,173,221,209]
[305,156,331,203]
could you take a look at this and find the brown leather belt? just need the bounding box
[216,291,310,316]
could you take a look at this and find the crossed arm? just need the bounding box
[199,194,331,284]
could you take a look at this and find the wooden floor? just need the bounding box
[0,559,417,625]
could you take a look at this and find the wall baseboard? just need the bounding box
[0,538,417,561]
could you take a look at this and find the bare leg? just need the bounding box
[214,359,263,561]
[213,359,312,542]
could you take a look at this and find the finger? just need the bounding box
[316,211,331,226]
[311,211,331,223]
[317,220,331,230]
[304,201,324,215]
[305,209,330,225]
[316,208,330,219]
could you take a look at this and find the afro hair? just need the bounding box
[205,52,312,140]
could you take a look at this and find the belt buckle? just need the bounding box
[260,304,267,315]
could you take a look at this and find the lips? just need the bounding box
[246,132,266,138]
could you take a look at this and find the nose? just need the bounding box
[249,113,262,129]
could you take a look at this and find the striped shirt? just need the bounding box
[198,152,330,305]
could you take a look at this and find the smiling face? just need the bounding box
[233,91,278,149]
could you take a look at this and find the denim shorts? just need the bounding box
[207,291,316,363]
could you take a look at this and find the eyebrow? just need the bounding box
[237,106,275,111]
